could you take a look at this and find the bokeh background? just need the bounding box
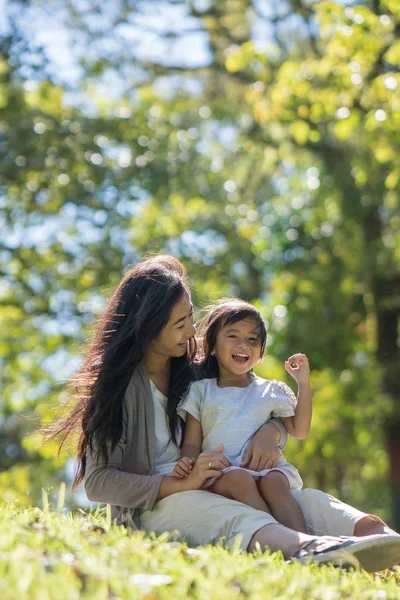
[0,0,399,527]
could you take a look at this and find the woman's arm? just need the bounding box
[240,421,284,471]
[85,435,230,508]
[84,438,164,511]
[158,445,229,500]
[86,451,211,506]
[268,417,288,449]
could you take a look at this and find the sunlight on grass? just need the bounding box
[0,497,399,599]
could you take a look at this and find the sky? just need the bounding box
[1,0,212,89]
[0,0,326,96]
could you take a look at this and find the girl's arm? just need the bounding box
[281,353,312,439]
[172,414,203,478]
[181,413,203,460]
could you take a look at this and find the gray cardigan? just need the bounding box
[84,362,289,524]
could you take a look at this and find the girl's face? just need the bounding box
[150,290,195,359]
[212,318,263,381]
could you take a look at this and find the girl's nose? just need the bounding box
[238,338,250,348]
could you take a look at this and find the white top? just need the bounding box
[178,377,297,467]
[150,380,181,475]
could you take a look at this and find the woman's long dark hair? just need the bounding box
[195,298,267,379]
[45,255,196,488]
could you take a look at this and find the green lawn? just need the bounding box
[0,502,399,600]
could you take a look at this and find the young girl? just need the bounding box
[174,298,311,532]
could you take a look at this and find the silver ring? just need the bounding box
[208,461,213,468]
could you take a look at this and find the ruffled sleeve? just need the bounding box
[270,379,297,417]
[177,380,204,422]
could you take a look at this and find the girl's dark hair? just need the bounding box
[45,255,196,488]
[195,298,267,379]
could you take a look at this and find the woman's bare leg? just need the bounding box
[249,523,400,570]
[248,524,311,558]
[209,470,271,513]
[258,472,307,532]
[354,515,397,536]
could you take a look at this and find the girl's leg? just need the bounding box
[258,471,307,533]
[209,470,271,513]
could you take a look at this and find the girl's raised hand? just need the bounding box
[284,353,310,385]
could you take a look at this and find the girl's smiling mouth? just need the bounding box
[232,353,249,363]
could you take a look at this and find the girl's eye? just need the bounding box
[177,324,185,329]
[228,334,237,339]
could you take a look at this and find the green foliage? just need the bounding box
[0,0,399,525]
[0,503,399,600]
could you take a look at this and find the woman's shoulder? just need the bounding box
[123,363,151,404]
[125,362,148,387]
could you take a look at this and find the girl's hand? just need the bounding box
[182,444,230,490]
[285,353,310,386]
[173,457,194,478]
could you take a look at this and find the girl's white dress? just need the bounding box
[177,377,303,489]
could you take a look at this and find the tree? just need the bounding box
[1,0,399,525]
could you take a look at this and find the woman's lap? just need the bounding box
[139,488,384,549]
[291,488,383,536]
[139,490,276,550]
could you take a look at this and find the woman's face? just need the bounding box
[150,290,195,358]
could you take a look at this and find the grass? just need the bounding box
[0,499,399,600]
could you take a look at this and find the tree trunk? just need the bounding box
[375,275,400,530]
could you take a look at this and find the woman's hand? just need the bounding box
[182,444,230,490]
[240,423,281,471]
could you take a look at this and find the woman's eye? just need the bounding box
[178,324,185,329]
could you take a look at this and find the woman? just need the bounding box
[49,255,400,571]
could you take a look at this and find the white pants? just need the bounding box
[139,488,385,550]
